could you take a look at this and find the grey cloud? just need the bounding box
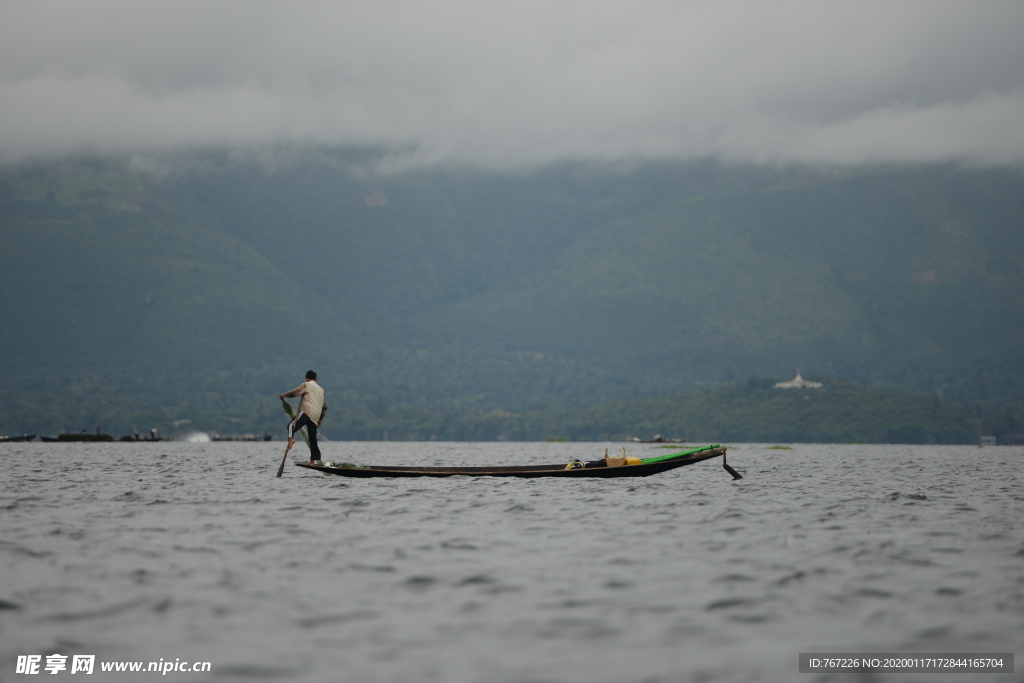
[1,1,1023,168]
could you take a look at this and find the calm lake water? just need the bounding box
[1,442,1022,682]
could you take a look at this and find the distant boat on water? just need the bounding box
[0,434,36,442]
[212,434,274,442]
[41,433,115,442]
[628,434,689,443]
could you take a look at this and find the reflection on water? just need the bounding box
[1,442,1022,682]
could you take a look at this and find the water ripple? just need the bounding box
[1,441,1021,682]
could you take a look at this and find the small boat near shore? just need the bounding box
[295,445,741,479]
[40,433,114,442]
[629,434,689,443]
[0,434,36,442]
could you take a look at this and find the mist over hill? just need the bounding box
[1,154,1022,440]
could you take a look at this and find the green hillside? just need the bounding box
[412,165,1024,402]
[163,159,1024,406]
[0,163,355,435]
[1,155,1022,439]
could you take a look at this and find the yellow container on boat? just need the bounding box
[625,456,642,466]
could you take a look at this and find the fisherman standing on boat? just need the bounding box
[279,370,327,464]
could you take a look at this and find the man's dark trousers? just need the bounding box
[288,413,321,460]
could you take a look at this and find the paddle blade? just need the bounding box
[723,462,743,480]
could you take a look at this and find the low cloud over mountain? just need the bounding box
[2,2,1023,168]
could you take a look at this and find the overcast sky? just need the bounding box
[2,1,1023,170]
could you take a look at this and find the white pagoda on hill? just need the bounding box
[773,370,823,389]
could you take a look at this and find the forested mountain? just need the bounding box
[1,154,1022,440]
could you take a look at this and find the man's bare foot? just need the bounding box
[285,438,295,450]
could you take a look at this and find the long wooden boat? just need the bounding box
[295,445,740,479]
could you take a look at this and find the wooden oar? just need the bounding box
[276,440,291,478]
[722,451,742,480]
[276,399,309,478]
